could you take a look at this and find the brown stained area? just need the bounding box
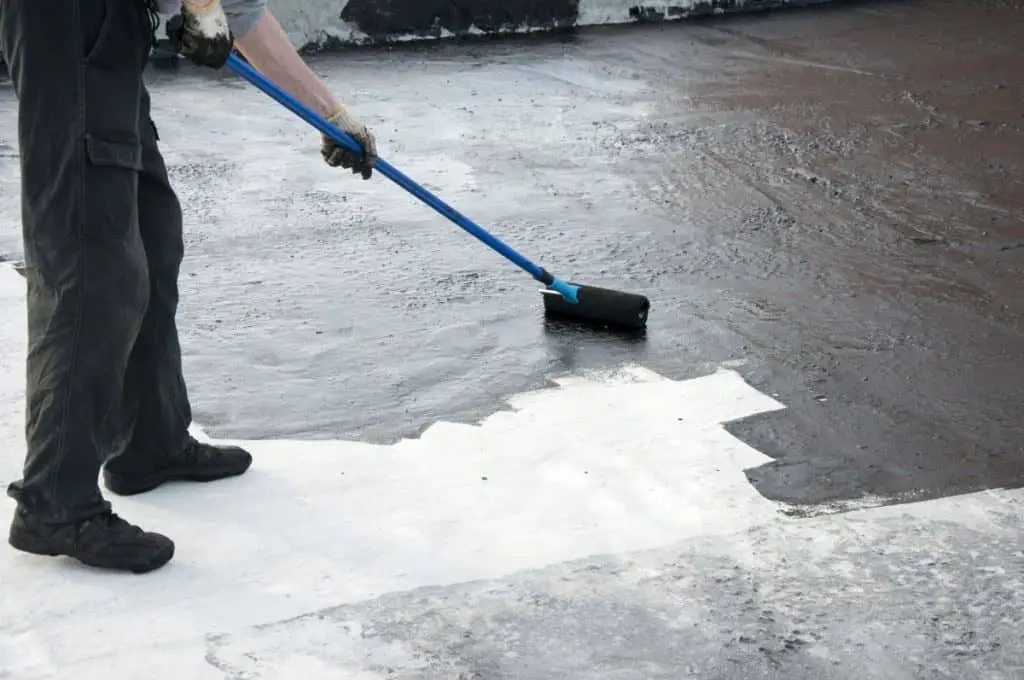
[642,0,1024,509]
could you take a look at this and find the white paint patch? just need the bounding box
[0,262,791,678]
[0,265,23,458]
[266,0,369,49]
[576,0,679,25]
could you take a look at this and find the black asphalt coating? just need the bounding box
[0,0,1020,514]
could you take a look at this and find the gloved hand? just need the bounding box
[321,106,378,180]
[166,0,234,69]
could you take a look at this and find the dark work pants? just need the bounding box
[1,0,193,524]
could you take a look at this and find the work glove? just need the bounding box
[321,106,378,180]
[166,0,234,69]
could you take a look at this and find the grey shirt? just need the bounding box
[155,0,268,39]
[221,0,268,38]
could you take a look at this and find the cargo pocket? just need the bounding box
[81,134,144,241]
[85,135,143,171]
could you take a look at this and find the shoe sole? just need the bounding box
[104,466,250,496]
[9,532,175,574]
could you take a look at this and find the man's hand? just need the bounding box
[321,107,378,180]
[167,0,234,69]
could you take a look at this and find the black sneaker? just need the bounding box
[8,506,174,574]
[103,436,253,496]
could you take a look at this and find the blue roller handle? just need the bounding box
[223,53,579,304]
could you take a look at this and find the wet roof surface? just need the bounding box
[0,0,1020,511]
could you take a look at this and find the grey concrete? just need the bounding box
[203,490,1024,679]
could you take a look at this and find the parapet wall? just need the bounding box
[174,0,840,52]
[0,0,841,70]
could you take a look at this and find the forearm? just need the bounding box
[233,10,344,119]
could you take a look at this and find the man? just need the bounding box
[0,0,378,574]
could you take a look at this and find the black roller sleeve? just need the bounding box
[541,284,650,329]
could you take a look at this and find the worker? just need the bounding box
[0,0,377,573]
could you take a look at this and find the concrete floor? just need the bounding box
[0,3,1023,678]
[0,0,1020,514]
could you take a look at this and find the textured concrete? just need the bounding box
[204,488,1024,679]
